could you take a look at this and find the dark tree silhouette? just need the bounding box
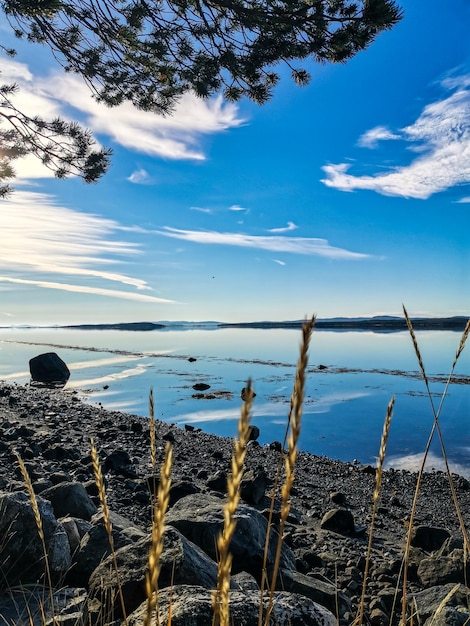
[0,0,402,194]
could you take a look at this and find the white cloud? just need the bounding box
[358,125,400,148]
[155,227,372,260]
[0,56,245,177]
[0,190,174,302]
[190,206,213,214]
[273,259,286,266]
[229,205,250,212]
[0,277,171,303]
[128,168,153,184]
[456,196,470,203]
[321,74,470,199]
[268,221,298,233]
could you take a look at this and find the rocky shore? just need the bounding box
[0,382,469,625]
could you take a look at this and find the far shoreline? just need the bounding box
[1,315,468,333]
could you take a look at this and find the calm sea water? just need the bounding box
[0,327,469,475]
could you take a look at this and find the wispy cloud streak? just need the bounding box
[0,190,173,302]
[156,227,372,259]
[321,74,470,199]
[0,277,172,302]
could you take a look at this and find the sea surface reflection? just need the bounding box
[0,326,468,475]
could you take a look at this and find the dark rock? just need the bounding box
[271,568,350,616]
[408,583,470,624]
[248,425,260,441]
[67,511,145,587]
[269,441,283,452]
[193,383,210,391]
[128,586,337,626]
[89,526,218,618]
[240,468,268,505]
[166,493,296,578]
[241,387,257,401]
[320,508,356,535]
[0,492,59,587]
[29,352,70,385]
[411,525,451,552]
[169,480,201,507]
[329,491,347,505]
[206,469,227,492]
[41,482,98,521]
[188,357,197,362]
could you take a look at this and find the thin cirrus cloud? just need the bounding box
[155,227,372,260]
[0,190,173,303]
[268,221,298,233]
[0,56,244,180]
[321,73,470,199]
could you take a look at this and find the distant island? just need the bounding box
[58,316,469,332]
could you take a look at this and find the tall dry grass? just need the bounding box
[212,379,254,626]
[11,311,470,626]
[143,441,173,626]
[90,437,128,625]
[400,308,470,622]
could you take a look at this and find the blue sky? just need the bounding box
[0,0,469,325]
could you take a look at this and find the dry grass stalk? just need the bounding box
[263,315,315,625]
[15,453,55,621]
[144,441,173,626]
[212,380,254,626]
[90,437,128,626]
[354,396,394,626]
[401,308,470,623]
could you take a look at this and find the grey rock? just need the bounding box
[409,583,470,624]
[48,524,72,578]
[417,550,470,586]
[66,511,144,587]
[0,491,58,587]
[41,482,98,521]
[240,468,268,505]
[128,585,337,626]
[270,568,350,616]
[166,493,296,577]
[231,571,260,591]
[89,526,218,618]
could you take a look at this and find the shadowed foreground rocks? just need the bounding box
[0,382,470,625]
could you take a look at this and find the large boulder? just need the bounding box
[66,510,145,587]
[29,352,70,385]
[128,585,337,626]
[0,491,65,587]
[408,583,470,625]
[166,493,295,578]
[41,482,98,521]
[88,526,218,618]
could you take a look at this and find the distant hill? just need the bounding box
[63,322,165,331]
[57,316,469,332]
